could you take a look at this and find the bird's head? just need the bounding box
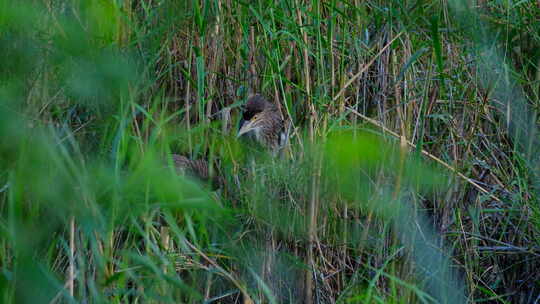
[237,94,272,138]
[242,94,269,119]
[237,111,266,137]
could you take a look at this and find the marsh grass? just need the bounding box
[1,0,539,303]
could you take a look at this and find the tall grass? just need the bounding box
[1,0,539,303]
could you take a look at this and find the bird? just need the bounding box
[237,94,288,156]
[171,154,222,190]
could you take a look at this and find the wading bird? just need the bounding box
[237,94,288,156]
[237,95,298,301]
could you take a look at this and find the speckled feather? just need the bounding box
[171,154,222,189]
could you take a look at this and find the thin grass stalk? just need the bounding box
[185,46,194,152]
[249,25,258,90]
[205,0,222,123]
[332,32,403,104]
[68,216,75,299]
[185,240,254,303]
[294,1,318,302]
[346,106,502,203]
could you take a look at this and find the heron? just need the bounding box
[237,94,288,156]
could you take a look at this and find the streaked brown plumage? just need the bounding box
[237,94,288,156]
[171,154,222,190]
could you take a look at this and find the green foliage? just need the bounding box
[1,0,539,303]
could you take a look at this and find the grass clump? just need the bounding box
[1,0,539,303]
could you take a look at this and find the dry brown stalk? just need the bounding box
[184,240,254,304]
[68,216,75,298]
[295,1,318,302]
[346,106,503,203]
[332,32,404,103]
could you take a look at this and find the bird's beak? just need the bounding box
[237,119,256,137]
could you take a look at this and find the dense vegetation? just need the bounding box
[1,0,539,303]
